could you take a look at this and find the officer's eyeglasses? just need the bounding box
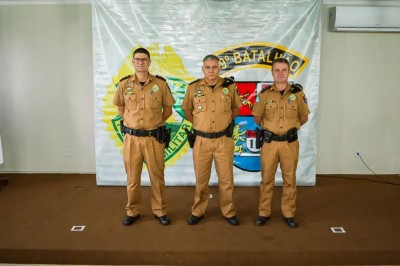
[133,58,149,63]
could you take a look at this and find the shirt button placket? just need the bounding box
[211,96,216,131]
[140,90,145,127]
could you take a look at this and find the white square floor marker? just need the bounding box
[71,225,86,232]
[331,227,346,233]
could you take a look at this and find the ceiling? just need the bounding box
[0,0,400,5]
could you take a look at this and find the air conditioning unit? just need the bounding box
[329,6,400,32]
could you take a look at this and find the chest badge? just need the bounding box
[290,94,297,101]
[195,88,205,97]
[152,85,159,92]
[223,87,229,94]
[197,105,203,110]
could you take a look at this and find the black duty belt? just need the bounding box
[263,128,298,143]
[123,127,157,137]
[195,129,227,139]
[270,134,288,142]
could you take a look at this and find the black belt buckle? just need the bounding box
[137,129,145,136]
[275,135,286,142]
[210,133,217,138]
[197,130,225,139]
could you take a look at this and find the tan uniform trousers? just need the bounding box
[123,134,166,217]
[191,136,236,218]
[259,140,299,218]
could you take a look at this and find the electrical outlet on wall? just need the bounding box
[64,148,71,157]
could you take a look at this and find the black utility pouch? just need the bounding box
[255,128,264,149]
[264,130,273,143]
[226,120,235,137]
[287,128,298,143]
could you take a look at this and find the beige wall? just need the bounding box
[0,3,399,174]
[318,5,400,174]
[0,4,95,173]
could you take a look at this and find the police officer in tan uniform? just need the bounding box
[113,48,176,226]
[182,54,242,226]
[252,58,310,228]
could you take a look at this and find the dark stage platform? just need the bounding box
[0,173,399,265]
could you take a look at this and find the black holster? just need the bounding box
[120,120,125,135]
[156,126,170,145]
[165,128,171,148]
[184,128,196,148]
[226,120,235,138]
[287,128,298,143]
[255,128,264,149]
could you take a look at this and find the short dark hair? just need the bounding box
[271,58,289,70]
[203,54,220,62]
[133,48,150,59]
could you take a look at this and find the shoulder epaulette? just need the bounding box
[155,75,166,81]
[222,76,235,87]
[260,85,271,93]
[291,83,303,93]
[189,79,200,85]
[119,75,131,82]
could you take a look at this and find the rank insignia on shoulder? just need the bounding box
[291,83,303,93]
[222,76,235,87]
[155,75,166,81]
[119,75,132,82]
[260,84,270,93]
[189,79,200,85]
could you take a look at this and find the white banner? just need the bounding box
[93,0,321,186]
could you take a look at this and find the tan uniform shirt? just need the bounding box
[252,84,310,135]
[181,77,242,132]
[113,74,176,130]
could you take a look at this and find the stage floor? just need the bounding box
[0,173,399,265]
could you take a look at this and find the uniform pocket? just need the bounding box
[265,101,277,118]
[125,94,138,111]
[286,104,298,119]
[221,95,232,111]
[150,95,162,110]
[194,96,207,113]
